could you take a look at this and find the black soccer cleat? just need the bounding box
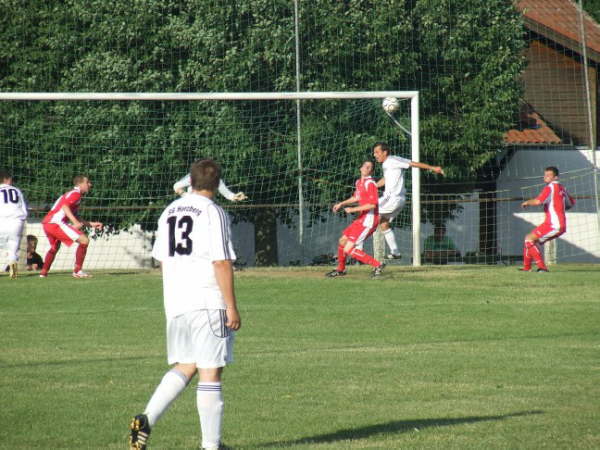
[371,263,386,278]
[129,414,151,450]
[325,269,346,278]
[386,253,402,260]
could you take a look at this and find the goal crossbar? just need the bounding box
[0,91,419,101]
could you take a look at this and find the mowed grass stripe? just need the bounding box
[1,265,599,449]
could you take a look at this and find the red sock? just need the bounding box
[74,243,88,273]
[525,240,546,270]
[336,246,346,272]
[41,241,61,275]
[349,248,381,268]
[522,241,532,270]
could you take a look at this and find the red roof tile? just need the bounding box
[504,103,562,144]
[516,0,600,60]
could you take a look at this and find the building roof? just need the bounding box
[504,103,562,145]
[516,0,600,62]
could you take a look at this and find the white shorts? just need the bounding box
[166,309,234,368]
[378,197,406,221]
[0,220,25,263]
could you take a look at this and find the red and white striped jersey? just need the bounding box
[536,181,575,230]
[42,187,82,225]
[354,176,379,227]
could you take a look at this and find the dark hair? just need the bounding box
[372,142,391,155]
[27,235,38,244]
[190,159,220,191]
[0,169,11,182]
[73,175,88,185]
[545,166,559,177]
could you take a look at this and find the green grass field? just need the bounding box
[2,265,599,449]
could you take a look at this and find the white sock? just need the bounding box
[383,229,399,255]
[197,382,224,449]
[144,369,189,427]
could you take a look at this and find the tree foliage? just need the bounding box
[0,0,525,262]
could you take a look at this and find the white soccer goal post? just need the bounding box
[0,91,423,266]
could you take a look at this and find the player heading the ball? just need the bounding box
[130,159,241,450]
[373,142,445,260]
[39,175,103,278]
[326,160,385,278]
[173,172,247,202]
[520,166,575,272]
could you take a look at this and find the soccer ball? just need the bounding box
[382,97,399,113]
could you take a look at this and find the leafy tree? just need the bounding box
[0,0,525,264]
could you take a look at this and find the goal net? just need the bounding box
[0,91,424,269]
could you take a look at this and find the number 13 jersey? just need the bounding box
[152,193,237,319]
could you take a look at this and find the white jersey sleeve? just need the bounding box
[217,179,236,201]
[173,174,192,194]
[173,173,236,201]
[0,184,28,221]
[207,203,236,261]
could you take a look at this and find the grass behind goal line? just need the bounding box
[1,265,599,449]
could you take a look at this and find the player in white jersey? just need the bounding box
[130,159,241,450]
[373,142,445,259]
[173,172,247,202]
[0,170,28,279]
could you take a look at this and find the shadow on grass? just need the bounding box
[258,410,543,448]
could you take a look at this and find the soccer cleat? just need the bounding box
[39,273,47,278]
[517,268,531,272]
[537,268,549,273]
[129,414,151,450]
[386,253,402,260]
[72,270,92,278]
[325,269,346,278]
[8,263,17,279]
[371,263,386,278]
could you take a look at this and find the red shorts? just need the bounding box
[532,222,564,244]
[43,222,82,247]
[343,217,379,245]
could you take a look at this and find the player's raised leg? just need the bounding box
[130,364,193,449]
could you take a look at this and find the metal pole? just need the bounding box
[411,94,421,266]
[294,0,304,248]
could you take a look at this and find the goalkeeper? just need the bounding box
[173,173,247,202]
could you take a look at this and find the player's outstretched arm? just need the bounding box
[173,174,191,196]
[344,203,376,214]
[333,195,357,213]
[521,198,542,208]
[410,161,444,175]
[218,179,248,202]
